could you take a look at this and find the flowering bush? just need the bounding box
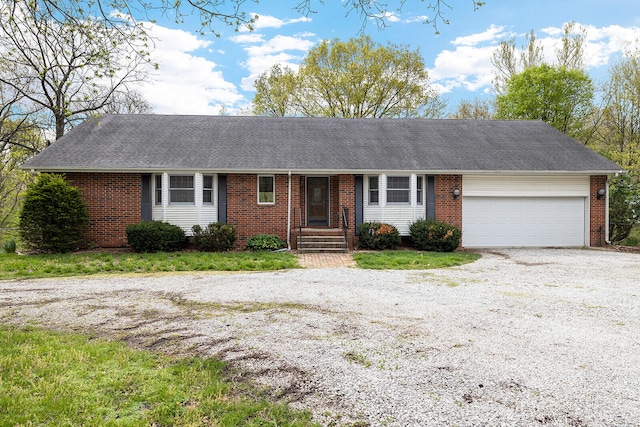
[409,219,461,252]
[357,222,401,250]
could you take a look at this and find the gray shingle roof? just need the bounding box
[23,114,623,174]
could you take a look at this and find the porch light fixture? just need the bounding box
[453,189,460,199]
[597,188,606,199]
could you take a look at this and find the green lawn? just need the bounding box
[0,325,315,427]
[353,250,481,269]
[0,251,299,280]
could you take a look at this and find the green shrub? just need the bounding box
[409,219,461,252]
[19,174,89,253]
[357,222,401,250]
[190,222,236,252]
[245,234,285,251]
[2,240,17,254]
[125,221,186,253]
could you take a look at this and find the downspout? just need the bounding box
[287,171,292,250]
[605,177,611,245]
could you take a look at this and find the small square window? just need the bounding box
[258,175,275,204]
[368,176,379,205]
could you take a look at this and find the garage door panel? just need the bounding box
[462,197,585,247]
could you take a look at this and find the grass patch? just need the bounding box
[0,251,299,280]
[0,325,315,427]
[353,250,480,270]
[343,351,372,368]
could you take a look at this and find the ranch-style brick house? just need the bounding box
[23,115,623,250]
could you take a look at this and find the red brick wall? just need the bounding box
[338,174,356,249]
[590,175,608,247]
[227,173,301,249]
[434,174,462,230]
[66,172,141,248]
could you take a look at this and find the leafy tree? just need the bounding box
[591,47,640,177]
[491,30,544,95]
[253,64,298,117]
[449,98,493,119]
[19,174,89,253]
[555,21,587,70]
[253,35,444,119]
[99,90,154,115]
[0,112,44,231]
[492,22,587,94]
[0,0,151,141]
[608,174,640,243]
[495,64,594,139]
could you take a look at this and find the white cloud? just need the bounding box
[429,22,640,101]
[370,11,401,23]
[230,33,264,44]
[140,23,242,114]
[235,33,318,91]
[242,13,312,31]
[404,15,428,24]
[429,45,496,95]
[451,24,511,47]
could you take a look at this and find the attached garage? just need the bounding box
[462,175,590,247]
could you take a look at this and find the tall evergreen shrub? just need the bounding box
[19,174,89,253]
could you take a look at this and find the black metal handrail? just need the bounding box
[341,206,348,244]
[295,207,302,237]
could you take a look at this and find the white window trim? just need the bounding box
[258,174,275,205]
[367,175,380,206]
[201,174,214,206]
[154,174,163,206]
[415,174,424,206]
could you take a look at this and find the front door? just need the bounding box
[307,177,329,226]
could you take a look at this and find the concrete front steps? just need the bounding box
[297,228,348,253]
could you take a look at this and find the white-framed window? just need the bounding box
[154,174,162,205]
[258,175,275,204]
[416,175,424,205]
[368,176,379,205]
[387,176,410,204]
[202,175,214,205]
[169,175,195,204]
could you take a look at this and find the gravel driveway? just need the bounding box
[1,248,639,426]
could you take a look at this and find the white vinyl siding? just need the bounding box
[152,172,218,234]
[363,173,425,235]
[463,175,589,197]
[462,175,589,247]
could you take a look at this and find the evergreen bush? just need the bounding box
[357,222,401,250]
[245,234,285,251]
[125,221,186,253]
[19,174,89,253]
[409,219,461,252]
[190,222,236,252]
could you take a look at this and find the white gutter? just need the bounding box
[287,171,292,250]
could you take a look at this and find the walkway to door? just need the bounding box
[296,252,356,268]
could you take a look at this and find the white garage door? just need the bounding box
[462,196,586,247]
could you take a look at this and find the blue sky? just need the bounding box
[133,0,640,115]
